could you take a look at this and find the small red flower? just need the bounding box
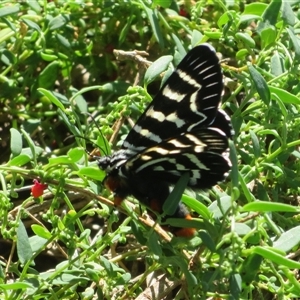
[31,179,48,197]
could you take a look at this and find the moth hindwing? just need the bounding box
[98,43,233,237]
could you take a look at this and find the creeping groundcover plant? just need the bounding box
[1,1,300,299]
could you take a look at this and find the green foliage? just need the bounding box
[1,0,300,299]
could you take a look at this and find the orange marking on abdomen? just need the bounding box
[173,214,196,237]
[104,176,125,206]
[104,176,120,192]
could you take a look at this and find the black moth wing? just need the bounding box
[122,44,224,153]
[121,120,231,190]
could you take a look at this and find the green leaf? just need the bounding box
[40,52,58,62]
[119,15,135,44]
[240,253,263,284]
[253,246,300,269]
[56,33,71,48]
[257,0,282,34]
[260,26,276,48]
[67,148,84,162]
[27,0,42,12]
[273,226,300,252]
[1,49,16,66]
[236,48,249,60]
[235,32,255,48]
[21,129,38,164]
[163,173,190,216]
[165,217,202,231]
[100,256,114,276]
[199,230,216,252]
[130,220,147,245]
[115,273,131,285]
[239,14,262,24]
[31,224,52,240]
[191,30,203,47]
[218,11,231,28]
[38,61,60,89]
[209,196,232,218]
[171,33,186,58]
[243,3,267,16]
[144,55,173,86]
[8,154,31,166]
[0,5,19,17]
[48,15,67,31]
[185,270,198,292]
[242,201,299,213]
[143,6,164,48]
[230,273,242,299]
[10,128,22,156]
[78,166,106,181]
[0,282,33,290]
[249,130,260,158]
[86,268,100,282]
[38,88,65,110]
[203,31,222,39]
[48,155,72,165]
[98,81,130,95]
[57,109,82,137]
[248,64,270,105]
[53,273,89,285]
[286,27,300,61]
[282,1,295,26]
[74,96,87,113]
[269,86,300,105]
[17,220,33,265]
[29,236,48,253]
[21,18,41,32]
[258,129,281,142]
[148,232,162,256]
[229,140,239,188]
[270,52,284,76]
[152,0,172,8]
[234,223,252,236]
[96,134,111,156]
[182,195,211,219]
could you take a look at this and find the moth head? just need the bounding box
[97,150,133,174]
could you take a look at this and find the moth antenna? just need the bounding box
[82,112,109,156]
[64,134,107,159]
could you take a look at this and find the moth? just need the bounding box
[98,44,233,237]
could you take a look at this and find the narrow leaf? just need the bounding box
[242,201,299,213]
[0,5,19,17]
[144,6,164,48]
[10,128,22,156]
[144,55,173,86]
[273,226,300,252]
[248,64,270,105]
[286,27,300,61]
[38,88,65,110]
[269,86,300,105]
[163,173,190,216]
[17,221,33,264]
[31,225,52,240]
[48,15,67,31]
[257,0,282,34]
[8,154,31,166]
[253,246,300,269]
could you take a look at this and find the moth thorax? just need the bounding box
[98,149,135,173]
[97,156,112,171]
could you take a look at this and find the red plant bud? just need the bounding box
[31,179,48,197]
